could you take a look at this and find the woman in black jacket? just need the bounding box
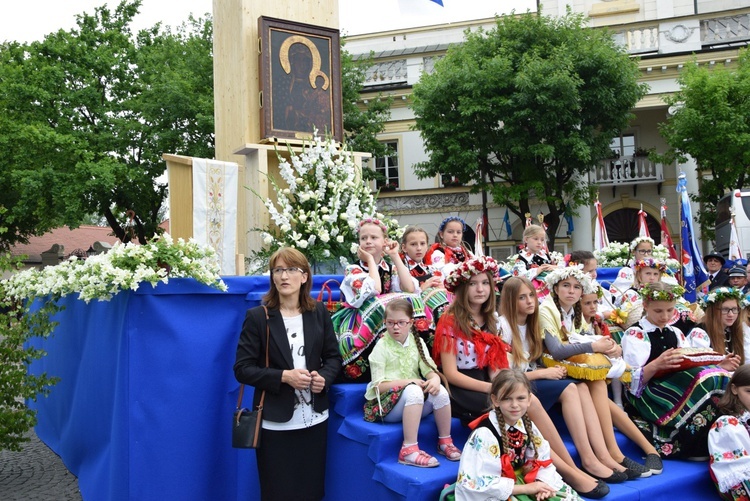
[234,247,342,501]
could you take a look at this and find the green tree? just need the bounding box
[0,207,60,451]
[0,0,214,249]
[659,51,750,240]
[411,11,646,246]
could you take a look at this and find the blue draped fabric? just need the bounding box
[26,276,341,501]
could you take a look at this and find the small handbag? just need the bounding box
[232,306,270,449]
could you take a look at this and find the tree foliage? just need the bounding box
[0,208,60,451]
[0,0,214,248]
[659,50,750,240]
[411,11,646,246]
[341,44,393,175]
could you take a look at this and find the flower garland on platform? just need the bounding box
[4,234,226,303]
[248,131,402,273]
[594,242,679,271]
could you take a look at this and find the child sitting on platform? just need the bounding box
[341,217,417,307]
[364,299,461,467]
[400,226,443,291]
[709,364,750,500]
[512,224,559,302]
[424,216,473,279]
[455,370,582,500]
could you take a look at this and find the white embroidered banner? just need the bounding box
[192,158,238,275]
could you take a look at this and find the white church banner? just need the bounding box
[192,158,238,275]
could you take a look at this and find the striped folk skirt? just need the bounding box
[626,365,730,458]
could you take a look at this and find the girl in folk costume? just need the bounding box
[432,255,510,424]
[500,277,649,487]
[512,225,559,302]
[455,370,582,501]
[609,236,655,305]
[621,282,733,459]
[568,250,615,317]
[539,268,654,479]
[434,259,608,497]
[424,216,474,279]
[709,364,750,500]
[613,258,665,309]
[333,217,420,382]
[400,226,443,291]
[364,299,461,467]
[341,218,417,305]
[694,287,748,367]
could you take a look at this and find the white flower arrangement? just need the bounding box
[3,234,227,303]
[594,242,679,272]
[248,131,403,274]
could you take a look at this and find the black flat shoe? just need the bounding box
[582,467,628,484]
[578,479,610,499]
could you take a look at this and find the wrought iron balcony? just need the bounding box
[590,156,664,186]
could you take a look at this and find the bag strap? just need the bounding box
[236,306,270,411]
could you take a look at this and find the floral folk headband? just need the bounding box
[544,266,592,291]
[583,280,604,298]
[743,293,750,309]
[629,236,655,252]
[356,217,388,234]
[444,255,499,293]
[632,258,667,273]
[439,216,466,233]
[639,283,685,302]
[700,286,745,309]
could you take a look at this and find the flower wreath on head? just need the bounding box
[356,217,388,234]
[444,255,499,293]
[743,292,750,309]
[700,286,745,309]
[544,266,592,291]
[639,283,685,302]
[632,258,667,273]
[583,280,605,298]
[439,216,467,233]
[629,236,655,252]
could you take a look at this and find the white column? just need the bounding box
[571,203,594,252]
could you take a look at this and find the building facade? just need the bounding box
[345,0,750,260]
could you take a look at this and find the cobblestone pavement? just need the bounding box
[0,430,82,500]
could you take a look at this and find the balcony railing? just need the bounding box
[590,156,664,186]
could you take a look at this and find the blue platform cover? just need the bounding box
[27,275,341,501]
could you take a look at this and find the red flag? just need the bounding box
[660,202,678,261]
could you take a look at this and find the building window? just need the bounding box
[609,133,635,158]
[374,141,399,190]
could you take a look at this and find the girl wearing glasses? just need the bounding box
[234,247,342,501]
[693,287,747,368]
[609,236,655,306]
[364,299,460,467]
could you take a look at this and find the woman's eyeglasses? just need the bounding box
[721,307,739,315]
[271,267,305,275]
[635,249,653,255]
[385,320,411,328]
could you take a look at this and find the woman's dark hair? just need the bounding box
[569,250,596,267]
[262,247,316,312]
[718,364,750,415]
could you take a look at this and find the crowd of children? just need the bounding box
[327,215,750,500]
